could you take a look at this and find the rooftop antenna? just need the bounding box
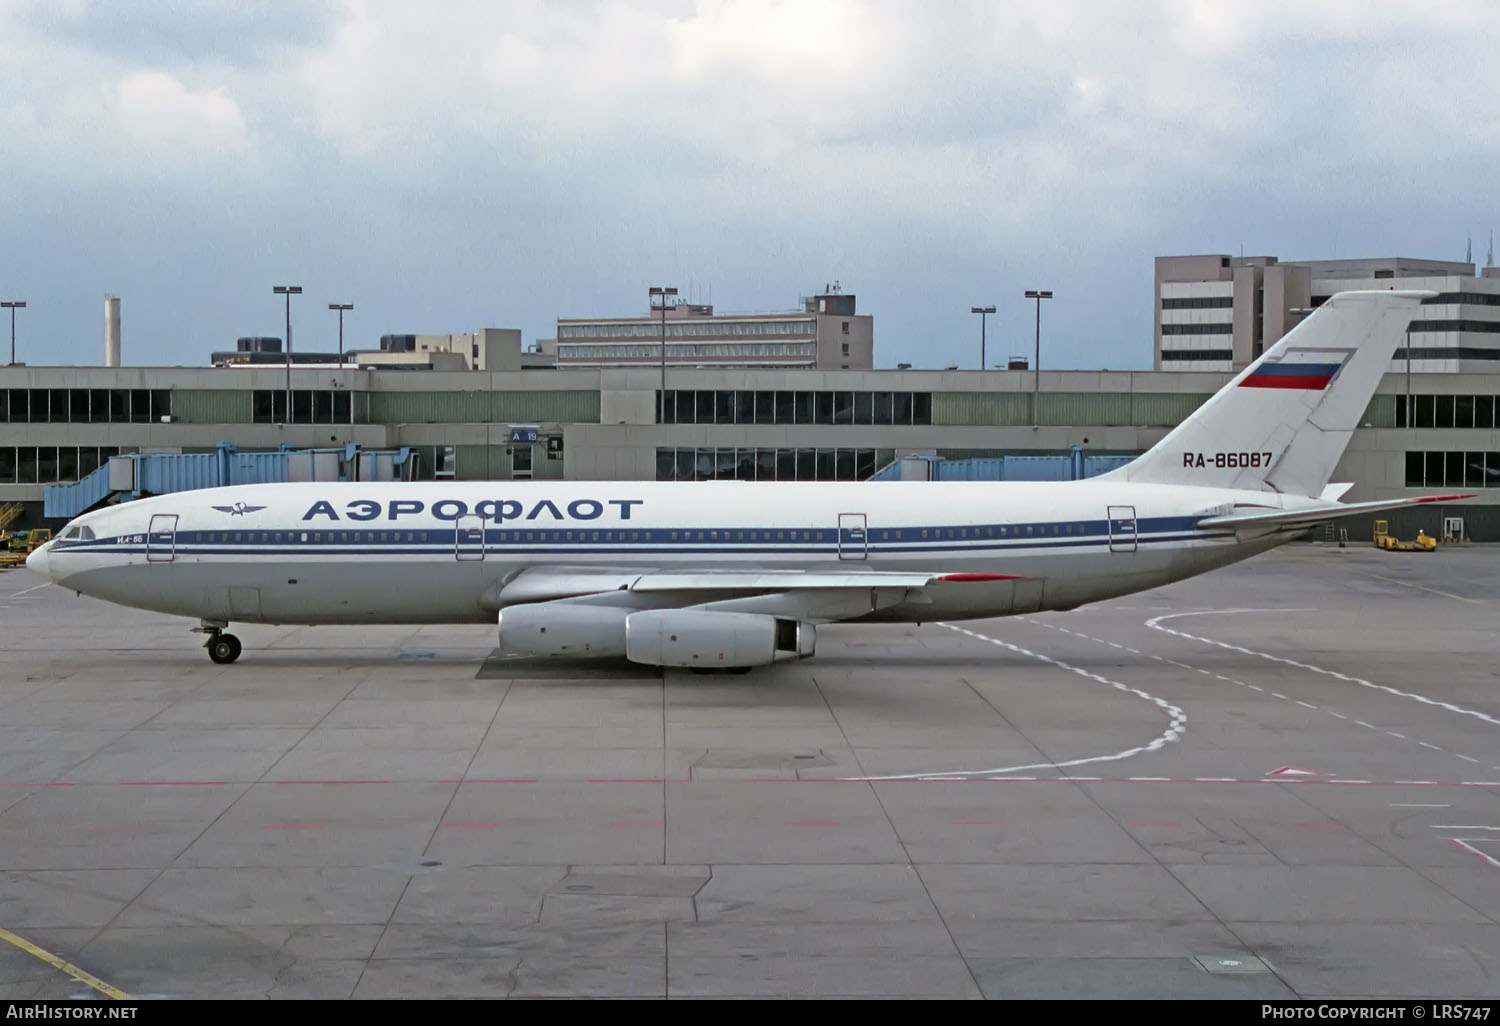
[1467,235,1473,264]
[1488,231,1494,269]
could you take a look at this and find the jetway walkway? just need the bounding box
[869,445,1135,482]
[44,443,412,521]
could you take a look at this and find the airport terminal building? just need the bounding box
[2,265,1496,537]
[1,355,1494,537]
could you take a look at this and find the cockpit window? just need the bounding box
[60,525,95,541]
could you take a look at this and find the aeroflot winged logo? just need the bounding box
[211,501,268,516]
[1239,346,1356,391]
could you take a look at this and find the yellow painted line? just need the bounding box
[0,926,133,1000]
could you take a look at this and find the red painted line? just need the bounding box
[23,776,1500,790]
[440,821,502,829]
[120,781,229,787]
[1126,820,1182,827]
[610,821,664,827]
[1449,838,1500,869]
[263,823,324,830]
[82,825,141,832]
[951,820,1005,826]
[1239,377,1332,390]
[782,820,840,827]
[1294,822,1344,829]
[935,573,1025,582]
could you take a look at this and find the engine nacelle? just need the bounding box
[624,610,814,668]
[497,603,630,658]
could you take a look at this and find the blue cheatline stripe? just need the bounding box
[54,514,1208,552]
[55,517,1221,553]
[1245,362,1341,378]
[63,530,1234,560]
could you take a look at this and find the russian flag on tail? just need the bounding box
[1239,348,1353,390]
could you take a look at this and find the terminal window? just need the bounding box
[1395,394,1500,429]
[1405,450,1500,489]
[657,389,931,426]
[656,447,878,482]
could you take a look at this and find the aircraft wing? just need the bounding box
[1196,493,1472,536]
[494,567,1024,622]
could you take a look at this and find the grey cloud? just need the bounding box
[19,0,342,68]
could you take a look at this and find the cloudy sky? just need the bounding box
[1,0,1497,370]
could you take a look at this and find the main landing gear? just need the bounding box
[195,620,243,664]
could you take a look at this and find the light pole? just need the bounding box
[1024,289,1052,426]
[273,285,302,423]
[1,301,25,365]
[970,305,995,371]
[649,286,677,422]
[328,302,353,360]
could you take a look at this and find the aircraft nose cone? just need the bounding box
[25,542,50,579]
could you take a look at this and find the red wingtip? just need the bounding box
[1415,493,1476,503]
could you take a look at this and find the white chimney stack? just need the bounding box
[104,295,120,367]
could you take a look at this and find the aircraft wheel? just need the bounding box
[208,634,242,665]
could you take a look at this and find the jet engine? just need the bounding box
[624,610,814,668]
[497,603,631,658]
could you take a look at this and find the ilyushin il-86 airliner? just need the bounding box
[26,290,1466,670]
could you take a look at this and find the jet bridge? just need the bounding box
[43,442,412,520]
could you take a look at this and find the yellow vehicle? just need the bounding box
[1372,520,1437,551]
[0,502,22,549]
[0,528,51,567]
[5,528,52,553]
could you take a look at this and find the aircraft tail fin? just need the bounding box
[1104,289,1430,497]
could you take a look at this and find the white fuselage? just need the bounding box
[33,479,1304,626]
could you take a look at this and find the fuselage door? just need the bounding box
[1107,505,1137,553]
[146,514,179,563]
[838,512,868,561]
[455,514,485,562]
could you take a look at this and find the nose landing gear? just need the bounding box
[194,620,243,664]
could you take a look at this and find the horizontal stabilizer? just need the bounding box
[1198,493,1472,534]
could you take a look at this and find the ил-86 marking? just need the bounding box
[1182,452,1273,469]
